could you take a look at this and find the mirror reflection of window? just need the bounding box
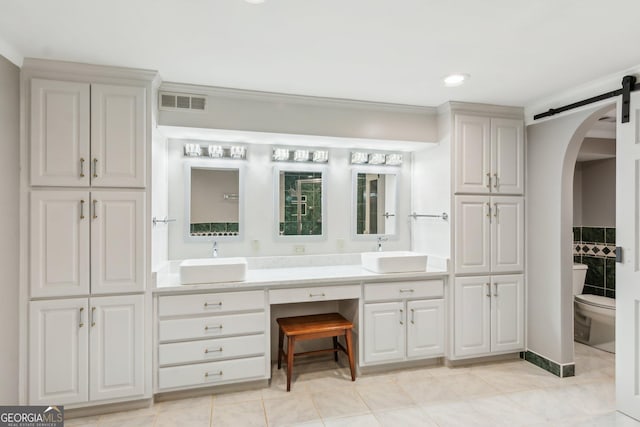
[356,173,396,235]
[279,171,323,236]
[190,168,239,237]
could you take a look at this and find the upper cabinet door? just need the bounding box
[491,196,524,273]
[454,115,491,194]
[491,118,524,194]
[455,196,491,274]
[90,191,145,294]
[30,79,90,187]
[30,190,90,298]
[91,84,146,188]
[29,299,89,405]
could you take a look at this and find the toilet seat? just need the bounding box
[575,294,615,310]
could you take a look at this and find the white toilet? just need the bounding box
[573,263,616,353]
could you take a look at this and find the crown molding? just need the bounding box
[21,58,159,83]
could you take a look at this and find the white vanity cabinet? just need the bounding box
[30,79,146,188]
[29,295,145,405]
[454,115,523,195]
[156,290,268,391]
[454,195,524,275]
[362,280,445,365]
[453,275,524,358]
[30,190,145,297]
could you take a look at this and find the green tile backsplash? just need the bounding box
[574,226,615,299]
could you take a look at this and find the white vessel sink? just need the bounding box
[361,251,428,274]
[179,257,248,285]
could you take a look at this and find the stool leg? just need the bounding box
[286,335,295,391]
[332,336,339,362]
[345,329,356,381]
[278,328,284,370]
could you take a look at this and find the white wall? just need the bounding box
[167,141,413,259]
[151,132,169,271]
[573,163,583,226]
[0,54,20,404]
[527,103,615,365]
[580,159,616,227]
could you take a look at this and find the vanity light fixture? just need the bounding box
[386,153,403,165]
[368,153,386,165]
[312,150,329,163]
[183,143,247,160]
[184,143,202,157]
[272,147,330,163]
[208,145,224,158]
[293,149,310,162]
[351,152,368,164]
[273,148,290,161]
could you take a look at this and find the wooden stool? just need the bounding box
[277,313,356,391]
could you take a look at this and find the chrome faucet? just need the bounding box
[212,241,218,258]
[377,236,388,252]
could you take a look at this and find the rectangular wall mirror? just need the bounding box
[185,163,243,241]
[353,170,398,238]
[276,167,325,238]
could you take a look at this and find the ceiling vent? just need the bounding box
[159,92,207,112]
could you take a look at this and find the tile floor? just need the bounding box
[67,343,640,427]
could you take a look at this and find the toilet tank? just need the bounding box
[573,263,588,295]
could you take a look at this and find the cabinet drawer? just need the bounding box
[159,312,265,342]
[158,356,266,390]
[269,285,360,304]
[364,280,444,302]
[159,334,265,366]
[158,290,265,317]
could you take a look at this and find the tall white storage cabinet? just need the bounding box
[22,60,156,408]
[446,104,526,360]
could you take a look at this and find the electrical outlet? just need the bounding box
[294,245,305,254]
[251,240,260,252]
[337,239,345,250]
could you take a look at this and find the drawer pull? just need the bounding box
[309,293,326,297]
[399,289,415,293]
[204,302,223,308]
[204,347,223,354]
[411,308,415,324]
[204,371,223,378]
[204,325,223,331]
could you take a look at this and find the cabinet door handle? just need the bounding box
[80,158,85,178]
[486,283,491,297]
[204,371,223,378]
[92,200,98,219]
[79,307,84,328]
[309,293,326,297]
[92,158,98,178]
[399,289,414,293]
[204,325,223,331]
[399,308,404,325]
[91,307,96,327]
[493,173,499,189]
[493,283,498,297]
[204,347,223,354]
[486,172,492,189]
[486,202,492,224]
[410,308,415,324]
[80,199,85,220]
[204,302,222,308]
[494,205,499,221]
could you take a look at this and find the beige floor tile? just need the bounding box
[153,395,212,413]
[211,400,267,427]
[65,416,100,427]
[155,404,211,427]
[263,394,321,427]
[324,413,381,427]
[467,394,547,426]
[375,407,438,427]
[506,387,587,422]
[357,382,415,412]
[311,388,370,419]
[443,373,502,399]
[213,388,263,405]
[98,414,156,427]
[421,401,494,427]
[97,407,156,423]
[399,376,462,406]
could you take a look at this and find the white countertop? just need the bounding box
[154,262,448,294]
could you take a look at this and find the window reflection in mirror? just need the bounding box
[355,172,397,236]
[189,167,240,238]
[278,171,323,236]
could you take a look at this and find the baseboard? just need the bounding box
[522,350,575,378]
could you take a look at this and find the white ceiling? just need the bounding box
[2,0,640,107]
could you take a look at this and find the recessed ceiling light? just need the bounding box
[245,0,265,4]
[444,73,470,87]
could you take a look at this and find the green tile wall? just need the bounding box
[573,226,616,298]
